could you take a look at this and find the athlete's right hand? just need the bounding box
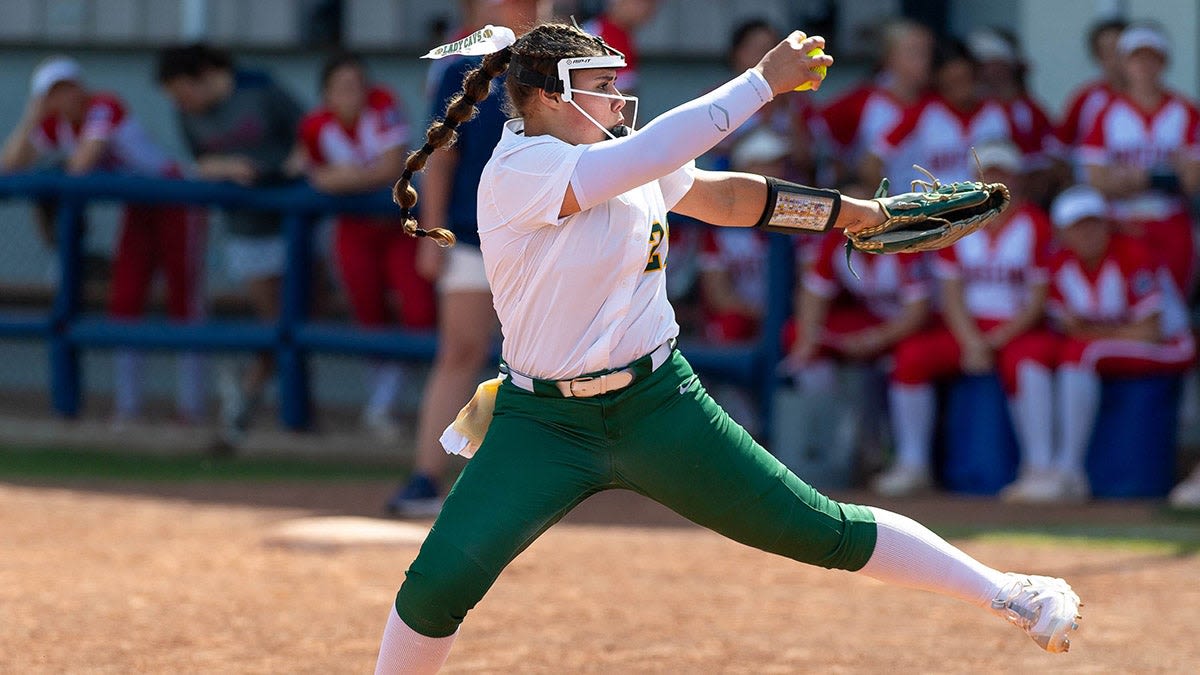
[754,31,832,96]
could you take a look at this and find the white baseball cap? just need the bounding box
[974,141,1021,174]
[1051,185,1108,229]
[30,56,82,98]
[967,29,1017,64]
[1117,24,1170,59]
[731,128,790,170]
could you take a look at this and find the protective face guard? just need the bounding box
[513,42,639,140]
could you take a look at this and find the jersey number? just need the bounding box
[644,221,666,272]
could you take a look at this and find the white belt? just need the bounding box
[506,340,676,398]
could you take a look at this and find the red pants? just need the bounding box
[892,319,1058,393]
[1124,212,1196,294]
[1058,334,1195,375]
[334,220,436,329]
[781,305,886,360]
[108,204,206,320]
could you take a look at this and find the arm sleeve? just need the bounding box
[569,69,774,211]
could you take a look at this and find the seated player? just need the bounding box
[1026,185,1195,503]
[879,142,1058,496]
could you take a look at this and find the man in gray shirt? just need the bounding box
[157,43,305,448]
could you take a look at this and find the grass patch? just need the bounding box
[939,522,1200,555]
[0,446,402,481]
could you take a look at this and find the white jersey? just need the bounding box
[478,119,695,380]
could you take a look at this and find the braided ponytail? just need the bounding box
[393,48,514,246]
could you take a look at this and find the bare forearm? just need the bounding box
[798,288,829,345]
[941,283,983,345]
[0,123,38,172]
[877,300,929,346]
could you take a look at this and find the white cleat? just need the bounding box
[1168,468,1200,509]
[990,573,1082,653]
[872,465,933,497]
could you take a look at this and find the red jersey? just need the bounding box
[1078,90,1200,220]
[1001,94,1062,165]
[933,202,1053,321]
[1057,79,1118,147]
[33,92,175,177]
[873,95,1013,186]
[804,230,929,321]
[298,86,408,167]
[819,80,909,170]
[1048,234,1161,325]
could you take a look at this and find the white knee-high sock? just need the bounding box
[859,507,1009,608]
[375,605,457,675]
[114,349,143,419]
[366,362,405,419]
[1056,366,1100,475]
[1008,361,1054,473]
[888,383,936,469]
[177,351,206,421]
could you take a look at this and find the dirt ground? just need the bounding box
[2,480,1198,674]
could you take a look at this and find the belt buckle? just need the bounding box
[569,375,602,398]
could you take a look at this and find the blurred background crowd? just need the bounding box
[1,0,1199,514]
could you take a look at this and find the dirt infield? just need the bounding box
[2,480,1198,674]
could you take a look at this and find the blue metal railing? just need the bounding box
[0,171,793,437]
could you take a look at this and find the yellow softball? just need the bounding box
[794,47,827,92]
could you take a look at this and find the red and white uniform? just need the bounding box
[819,80,910,179]
[873,95,1013,187]
[697,228,767,342]
[298,86,434,330]
[894,202,1058,392]
[1000,94,1062,167]
[34,92,204,321]
[1050,234,1194,374]
[1057,80,1118,148]
[1078,90,1200,290]
[786,230,929,358]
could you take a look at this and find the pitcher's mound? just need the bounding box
[265,516,429,549]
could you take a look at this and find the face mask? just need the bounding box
[555,54,639,140]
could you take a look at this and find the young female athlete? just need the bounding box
[374,24,1082,673]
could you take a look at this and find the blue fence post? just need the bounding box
[278,209,314,430]
[50,197,85,417]
[757,233,794,444]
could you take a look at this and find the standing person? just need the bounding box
[878,142,1058,497]
[1032,185,1195,503]
[0,56,207,426]
[156,43,307,447]
[373,24,1081,672]
[384,0,544,516]
[864,39,1013,191]
[295,53,435,440]
[819,18,933,192]
[1058,18,1128,150]
[1079,22,1200,301]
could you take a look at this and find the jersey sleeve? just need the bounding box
[932,245,961,280]
[820,86,869,150]
[481,138,588,233]
[658,161,697,210]
[1027,205,1054,284]
[1045,250,1069,320]
[368,86,409,152]
[871,97,925,160]
[1077,101,1112,167]
[296,111,327,166]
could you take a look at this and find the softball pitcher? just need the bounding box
[374,23,1082,673]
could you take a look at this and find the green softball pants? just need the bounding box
[394,350,877,637]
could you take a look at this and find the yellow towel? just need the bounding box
[438,377,503,459]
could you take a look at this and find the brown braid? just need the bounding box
[393,23,606,246]
[392,49,513,246]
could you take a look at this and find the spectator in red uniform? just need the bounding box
[0,56,207,426]
[1078,22,1200,300]
[295,53,435,440]
[877,142,1058,496]
[1058,18,1128,150]
[1027,185,1195,503]
[820,18,933,194]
